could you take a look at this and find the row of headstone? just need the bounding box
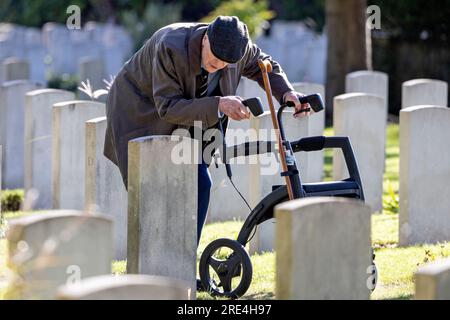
[0,24,46,84]
[0,22,133,86]
[255,21,326,84]
[5,210,192,299]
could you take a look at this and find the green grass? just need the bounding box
[2,123,449,300]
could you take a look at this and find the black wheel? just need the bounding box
[368,252,378,292]
[199,238,252,299]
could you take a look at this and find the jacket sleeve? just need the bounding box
[241,42,294,103]
[151,43,220,129]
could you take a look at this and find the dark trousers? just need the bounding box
[197,160,212,244]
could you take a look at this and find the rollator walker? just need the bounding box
[199,60,376,299]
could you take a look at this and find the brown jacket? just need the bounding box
[104,22,293,186]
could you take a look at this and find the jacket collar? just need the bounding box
[188,25,208,76]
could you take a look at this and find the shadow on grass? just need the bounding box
[243,291,275,300]
[379,294,413,300]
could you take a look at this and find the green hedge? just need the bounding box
[1,189,24,212]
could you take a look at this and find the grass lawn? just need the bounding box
[1,123,449,300]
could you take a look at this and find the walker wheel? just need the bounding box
[199,238,252,299]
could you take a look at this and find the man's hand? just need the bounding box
[218,96,250,121]
[283,91,310,119]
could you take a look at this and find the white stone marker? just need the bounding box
[402,79,448,109]
[2,57,30,82]
[399,105,450,245]
[6,210,113,299]
[249,109,322,254]
[345,70,388,107]
[0,80,37,188]
[333,93,386,212]
[25,89,75,209]
[52,101,105,210]
[127,135,197,295]
[78,57,105,93]
[275,197,372,300]
[85,116,128,260]
[57,275,192,300]
[415,259,450,300]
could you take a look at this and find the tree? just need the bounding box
[325,0,371,122]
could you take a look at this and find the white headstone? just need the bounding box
[25,89,76,209]
[57,275,192,300]
[127,135,197,296]
[399,105,450,245]
[402,79,448,109]
[275,197,372,299]
[333,93,386,212]
[415,259,450,300]
[78,57,105,93]
[85,117,128,260]
[0,80,38,188]
[6,210,113,299]
[52,101,105,210]
[345,70,388,109]
[2,57,30,82]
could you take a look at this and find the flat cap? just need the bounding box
[207,16,250,64]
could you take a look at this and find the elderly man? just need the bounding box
[104,16,309,246]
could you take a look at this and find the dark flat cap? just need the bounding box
[207,16,250,64]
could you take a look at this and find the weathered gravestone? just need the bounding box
[0,80,38,188]
[57,274,192,300]
[2,57,30,82]
[333,93,386,212]
[415,258,450,300]
[249,110,322,254]
[52,101,105,210]
[127,135,197,295]
[85,116,128,260]
[402,79,448,109]
[275,197,372,300]
[399,105,450,245]
[25,89,75,209]
[345,70,388,109]
[6,210,113,299]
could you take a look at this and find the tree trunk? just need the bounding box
[325,0,371,124]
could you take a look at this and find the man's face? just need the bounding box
[201,34,229,73]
